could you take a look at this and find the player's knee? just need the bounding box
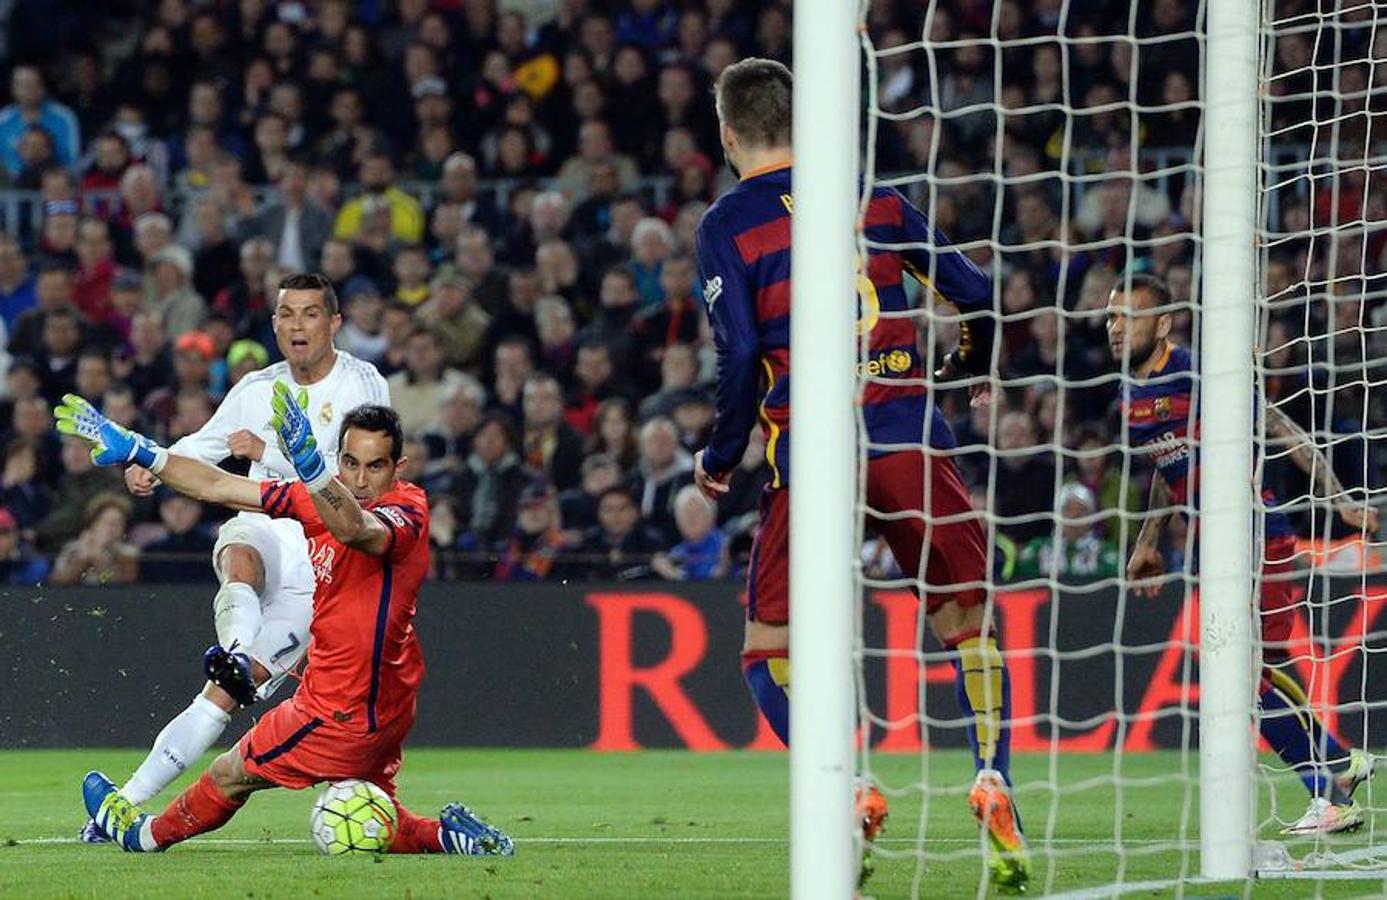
[207,750,248,797]
[929,598,986,646]
[216,543,265,594]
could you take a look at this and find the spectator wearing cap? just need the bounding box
[0,506,49,586]
[521,373,585,492]
[226,338,269,387]
[138,488,215,583]
[493,481,572,583]
[1012,483,1120,585]
[652,485,729,582]
[387,326,471,438]
[336,277,389,365]
[37,199,80,268]
[242,160,334,273]
[142,330,215,440]
[333,151,426,246]
[147,244,207,338]
[73,218,117,323]
[417,271,492,375]
[0,234,36,333]
[0,66,81,178]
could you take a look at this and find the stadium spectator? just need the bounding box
[243,161,334,273]
[633,416,694,544]
[146,244,207,338]
[336,278,389,365]
[450,225,510,316]
[391,244,433,306]
[639,343,703,420]
[0,65,81,177]
[35,306,82,405]
[628,217,676,306]
[0,235,36,332]
[1011,483,1120,584]
[994,410,1058,544]
[559,453,625,537]
[490,336,536,422]
[188,198,239,302]
[0,505,49,585]
[225,339,269,388]
[211,237,275,341]
[10,262,74,360]
[0,439,52,530]
[575,485,662,580]
[137,489,214,583]
[585,396,640,473]
[535,294,579,380]
[73,218,117,322]
[49,492,138,586]
[493,481,572,582]
[450,412,528,550]
[333,151,425,245]
[652,485,729,581]
[35,435,124,553]
[388,327,468,438]
[118,311,171,403]
[419,374,486,494]
[142,330,215,438]
[521,373,585,491]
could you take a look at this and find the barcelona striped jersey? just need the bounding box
[694,163,993,488]
[1122,342,1293,539]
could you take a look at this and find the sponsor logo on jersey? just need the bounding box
[856,348,916,378]
[702,275,723,310]
[308,538,336,584]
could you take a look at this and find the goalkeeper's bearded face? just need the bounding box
[337,427,405,503]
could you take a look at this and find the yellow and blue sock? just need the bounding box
[1259,668,1350,803]
[951,632,1013,785]
[743,651,790,747]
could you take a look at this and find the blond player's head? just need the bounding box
[273,272,342,378]
[713,57,791,175]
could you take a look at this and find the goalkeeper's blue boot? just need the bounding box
[82,771,157,853]
[439,803,515,856]
[78,818,112,844]
[203,644,257,707]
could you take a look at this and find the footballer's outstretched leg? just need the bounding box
[386,801,515,855]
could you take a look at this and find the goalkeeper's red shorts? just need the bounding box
[746,449,987,624]
[1259,534,1301,647]
[237,695,412,795]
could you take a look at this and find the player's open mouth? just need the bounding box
[290,338,309,348]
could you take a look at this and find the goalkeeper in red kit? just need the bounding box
[693,58,1027,891]
[59,389,513,857]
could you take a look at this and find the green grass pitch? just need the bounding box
[2,749,1385,898]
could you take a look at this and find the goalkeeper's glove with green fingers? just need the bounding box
[54,394,167,471]
[269,380,331,492]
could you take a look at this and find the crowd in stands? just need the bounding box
[0,0,1376,587]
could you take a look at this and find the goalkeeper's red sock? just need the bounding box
[743,650,790,746]
[389,802,444,853]
[150,772,245,847]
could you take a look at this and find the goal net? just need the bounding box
[840,1,1387,895]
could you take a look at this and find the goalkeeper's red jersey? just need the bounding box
[695,162,993,488]
[260,479,429,735]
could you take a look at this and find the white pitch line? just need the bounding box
[17,836,1184,847]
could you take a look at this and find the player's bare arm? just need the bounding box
[1264,404,1380,533]
[154,454,265,512]
[269,379,398,556]
[1128,469,1171,598]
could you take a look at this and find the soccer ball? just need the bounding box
[310,779,398,856]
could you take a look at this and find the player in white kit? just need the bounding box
[81,273,390,841]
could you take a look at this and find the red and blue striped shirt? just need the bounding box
[695,163,992,487]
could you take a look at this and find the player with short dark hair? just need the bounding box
[692,57,1028,890]
[60,392,512,856]
[1108,274,1378,835]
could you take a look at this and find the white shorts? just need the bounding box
[212,512,315,701]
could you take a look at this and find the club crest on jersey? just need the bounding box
[319,402,333,426]
[702,276,723,309]
[1153,396,1172,421]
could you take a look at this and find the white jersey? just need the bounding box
[171,350,390,481]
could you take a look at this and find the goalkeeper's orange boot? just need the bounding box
[969,769,1030,894]
[854,779,889,888]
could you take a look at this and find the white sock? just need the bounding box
[212,581,262,652]
[121,695,231,806]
